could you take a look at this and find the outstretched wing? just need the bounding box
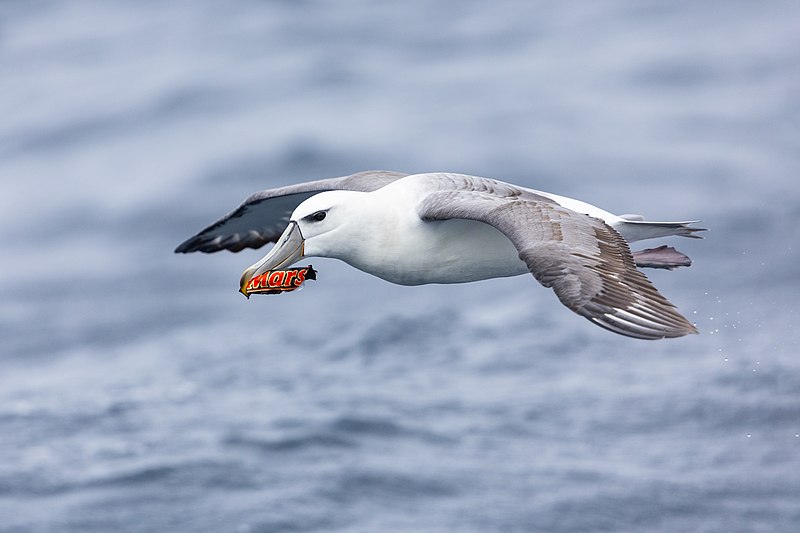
[175,170,408,253]
[416,173,698,340]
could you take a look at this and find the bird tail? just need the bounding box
[615,216,706,243]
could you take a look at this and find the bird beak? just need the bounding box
[239,221,305,298]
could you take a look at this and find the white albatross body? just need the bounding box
[176,171,705,340]
[300,182,528,285]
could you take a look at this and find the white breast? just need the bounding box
[330,185,529,286]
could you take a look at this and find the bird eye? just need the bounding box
[311,211,327,222]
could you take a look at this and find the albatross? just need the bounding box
[176,170,705,340]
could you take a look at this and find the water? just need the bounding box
[2,1,799,531]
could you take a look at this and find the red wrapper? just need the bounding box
[244,266,317,296]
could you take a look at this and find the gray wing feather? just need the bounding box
[417,174,697,340]
[175,170,408,253]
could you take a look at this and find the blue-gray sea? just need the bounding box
[2,1,799,532]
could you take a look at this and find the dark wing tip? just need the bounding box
[174,236,204,253]
[174,234,218,254]
[174,231,269,254]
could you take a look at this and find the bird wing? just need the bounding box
[416,173,697,339]
[175,170,408,253]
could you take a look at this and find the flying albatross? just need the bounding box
[176,170,705,340]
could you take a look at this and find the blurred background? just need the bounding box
[1,1,799,531]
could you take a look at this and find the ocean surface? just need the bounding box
[2,1,799,531]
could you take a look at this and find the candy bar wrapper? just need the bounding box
[244,266,317,297]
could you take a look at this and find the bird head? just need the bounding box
[239,191,359,297]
